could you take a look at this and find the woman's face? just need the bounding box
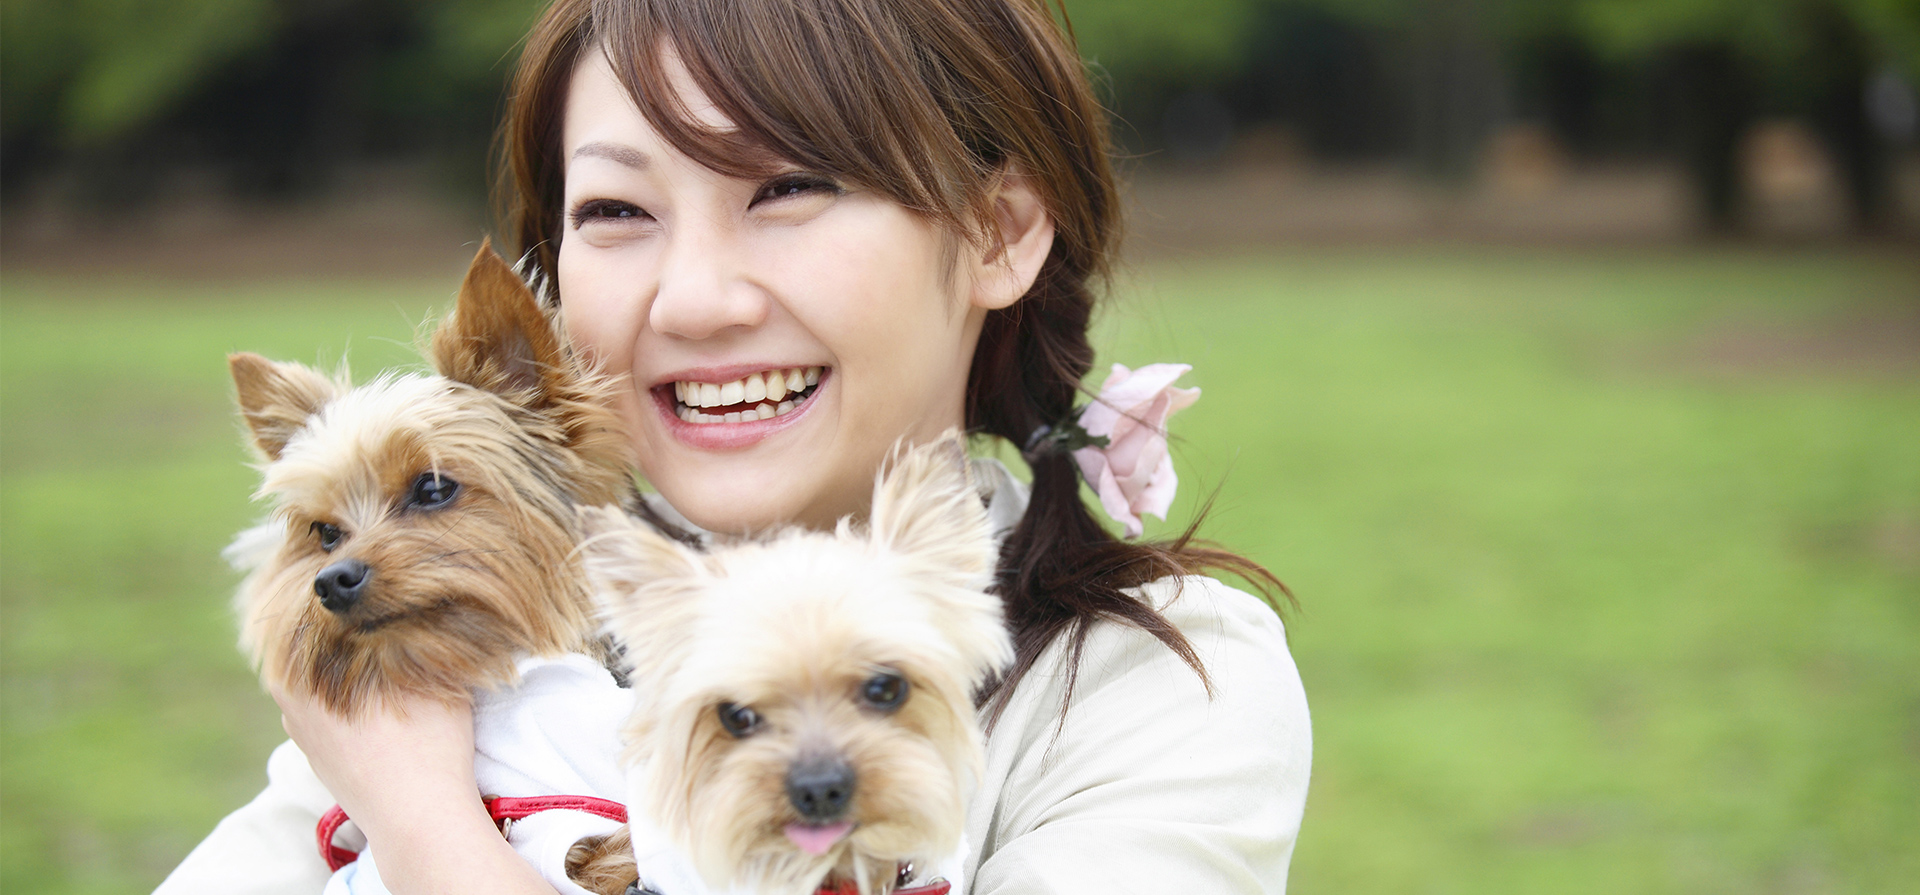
[557,52,999,533]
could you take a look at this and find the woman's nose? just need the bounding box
[648,216,770,341]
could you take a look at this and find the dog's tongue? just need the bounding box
[784,821,853,856]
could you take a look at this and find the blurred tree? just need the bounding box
[1225,5,1404,158]
[1574,0,1920,230]
[1067,0,1261,84]
[1277,0,1919,229]
[0,0,551,198]
[4,0,1915,231]
[1054,0,1264,153]
[1,0,278,144]
[1,0,1271,192]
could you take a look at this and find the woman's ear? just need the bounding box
[969,168,1055,311]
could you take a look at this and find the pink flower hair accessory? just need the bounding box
[1033,363,1199,538]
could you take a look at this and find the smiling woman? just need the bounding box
[554,48,1034,530]
[154,1,1309,893]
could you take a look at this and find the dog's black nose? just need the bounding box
[785,757,855,820]
[313,559,371,613]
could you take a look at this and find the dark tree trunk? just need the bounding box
[1667,45,1756,232]
[1408,0,1507,181]
[1803,4,1889,232]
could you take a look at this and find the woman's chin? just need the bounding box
[647,456,868,535]
[659,484,802,536]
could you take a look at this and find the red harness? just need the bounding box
[316,795,629,871]
[317,799,952,895]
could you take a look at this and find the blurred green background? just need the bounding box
[4,0,1919,893]
[5,250,1916,893]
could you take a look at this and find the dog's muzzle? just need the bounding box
[786,756,856,820]
[313,559,372,613]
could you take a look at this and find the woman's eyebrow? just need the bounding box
[573,142,651,169]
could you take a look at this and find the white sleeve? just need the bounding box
[964,578,1312,894]
[154,739,339,895]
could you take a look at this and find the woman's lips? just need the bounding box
[670,365,822,424]
[653,366,828,450]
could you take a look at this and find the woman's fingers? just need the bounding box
[270,682,478,829]
[269,684,559,893]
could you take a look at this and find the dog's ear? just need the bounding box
[434,239,634,505]
[577,505,707,677]
[868,432,996,586]
[578,504,702,594]
[230,353,340,461]
[868,432,1014,680]
[431,238,566,406]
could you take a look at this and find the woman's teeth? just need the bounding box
[673,366,823,424]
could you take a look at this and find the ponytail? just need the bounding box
[967,224,1287,722]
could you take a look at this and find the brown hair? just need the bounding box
[496,0,1286,716]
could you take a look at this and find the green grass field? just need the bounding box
[3,248,1916,893]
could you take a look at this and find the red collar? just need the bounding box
[819,882,951,895]
[814,873,953,895]
[317,795,628,871]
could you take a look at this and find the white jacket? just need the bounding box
[155,463,1310,894]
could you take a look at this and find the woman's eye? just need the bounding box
[717,702,763,738]
[409,473,460,510]
[569,199,649,228]
[309,522,344,552]
[752,173,843,206]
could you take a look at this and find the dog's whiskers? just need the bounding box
[354,596,458,633]
[419,506,480,551]
[386,548,507,572]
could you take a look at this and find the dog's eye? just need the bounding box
[309,521,344,552]
[409,473,460,510]
[860,671,908,712]
[717,702,763,738]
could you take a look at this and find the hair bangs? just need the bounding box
[587,0,988,232]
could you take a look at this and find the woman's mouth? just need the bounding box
[669,366,824,424]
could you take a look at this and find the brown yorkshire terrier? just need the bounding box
[582,436,1014,895]
[227,241,640,895]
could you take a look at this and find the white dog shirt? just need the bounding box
[322,653,636,895]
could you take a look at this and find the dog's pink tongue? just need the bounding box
[784,821,853,856]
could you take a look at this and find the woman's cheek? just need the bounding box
[560,258,636,354]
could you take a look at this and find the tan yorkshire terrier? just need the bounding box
[582,436,1014,895]
[227,241,642,895]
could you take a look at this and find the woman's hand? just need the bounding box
[271,682,560,895]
